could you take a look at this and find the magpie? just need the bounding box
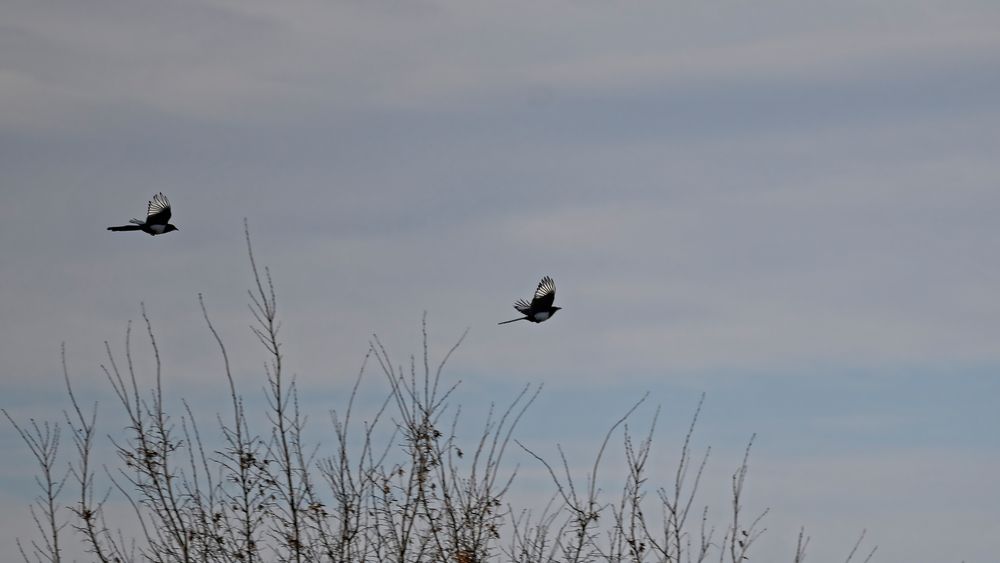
[498,276,561,325]
[107,192,179,235]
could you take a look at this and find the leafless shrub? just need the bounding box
[3,410,66,563]
[6,226,875,562]
[509,393,771,563]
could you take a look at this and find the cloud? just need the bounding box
[750,448,1000,562]
[4,0,1000,127]
[3,1,1000,560]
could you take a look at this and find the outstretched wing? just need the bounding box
[529,276,556,310]
[513,298,532,314]
[145,192,172,225]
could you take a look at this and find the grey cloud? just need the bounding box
[3,2,1000,560]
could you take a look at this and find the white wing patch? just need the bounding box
[146,192,171,219]
[534,276,556,299]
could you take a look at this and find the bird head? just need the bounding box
[551,306,562,314]
[164,225,179,233]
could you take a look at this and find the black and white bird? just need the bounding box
[498,276,561,325]
[107,193,179,235]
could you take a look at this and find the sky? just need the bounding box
[2,0,1000,561]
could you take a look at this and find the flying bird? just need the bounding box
[499,276,561,325]
[107,193,179,235]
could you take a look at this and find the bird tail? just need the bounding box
[108,224,142,231]
[498,317,527,325]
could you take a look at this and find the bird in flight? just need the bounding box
[499,276,561,325]
[108,193,179,235]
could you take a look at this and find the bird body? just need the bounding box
[108,193,178,235]
[499,276,561,325]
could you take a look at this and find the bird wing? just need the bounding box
[513,299,532,314]
[145,192,172,225]
[529,276,556,310]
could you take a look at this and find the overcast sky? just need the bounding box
[2,1,1000,561]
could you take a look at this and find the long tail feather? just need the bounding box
[498,317,527,325]
[108,224,143,231]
